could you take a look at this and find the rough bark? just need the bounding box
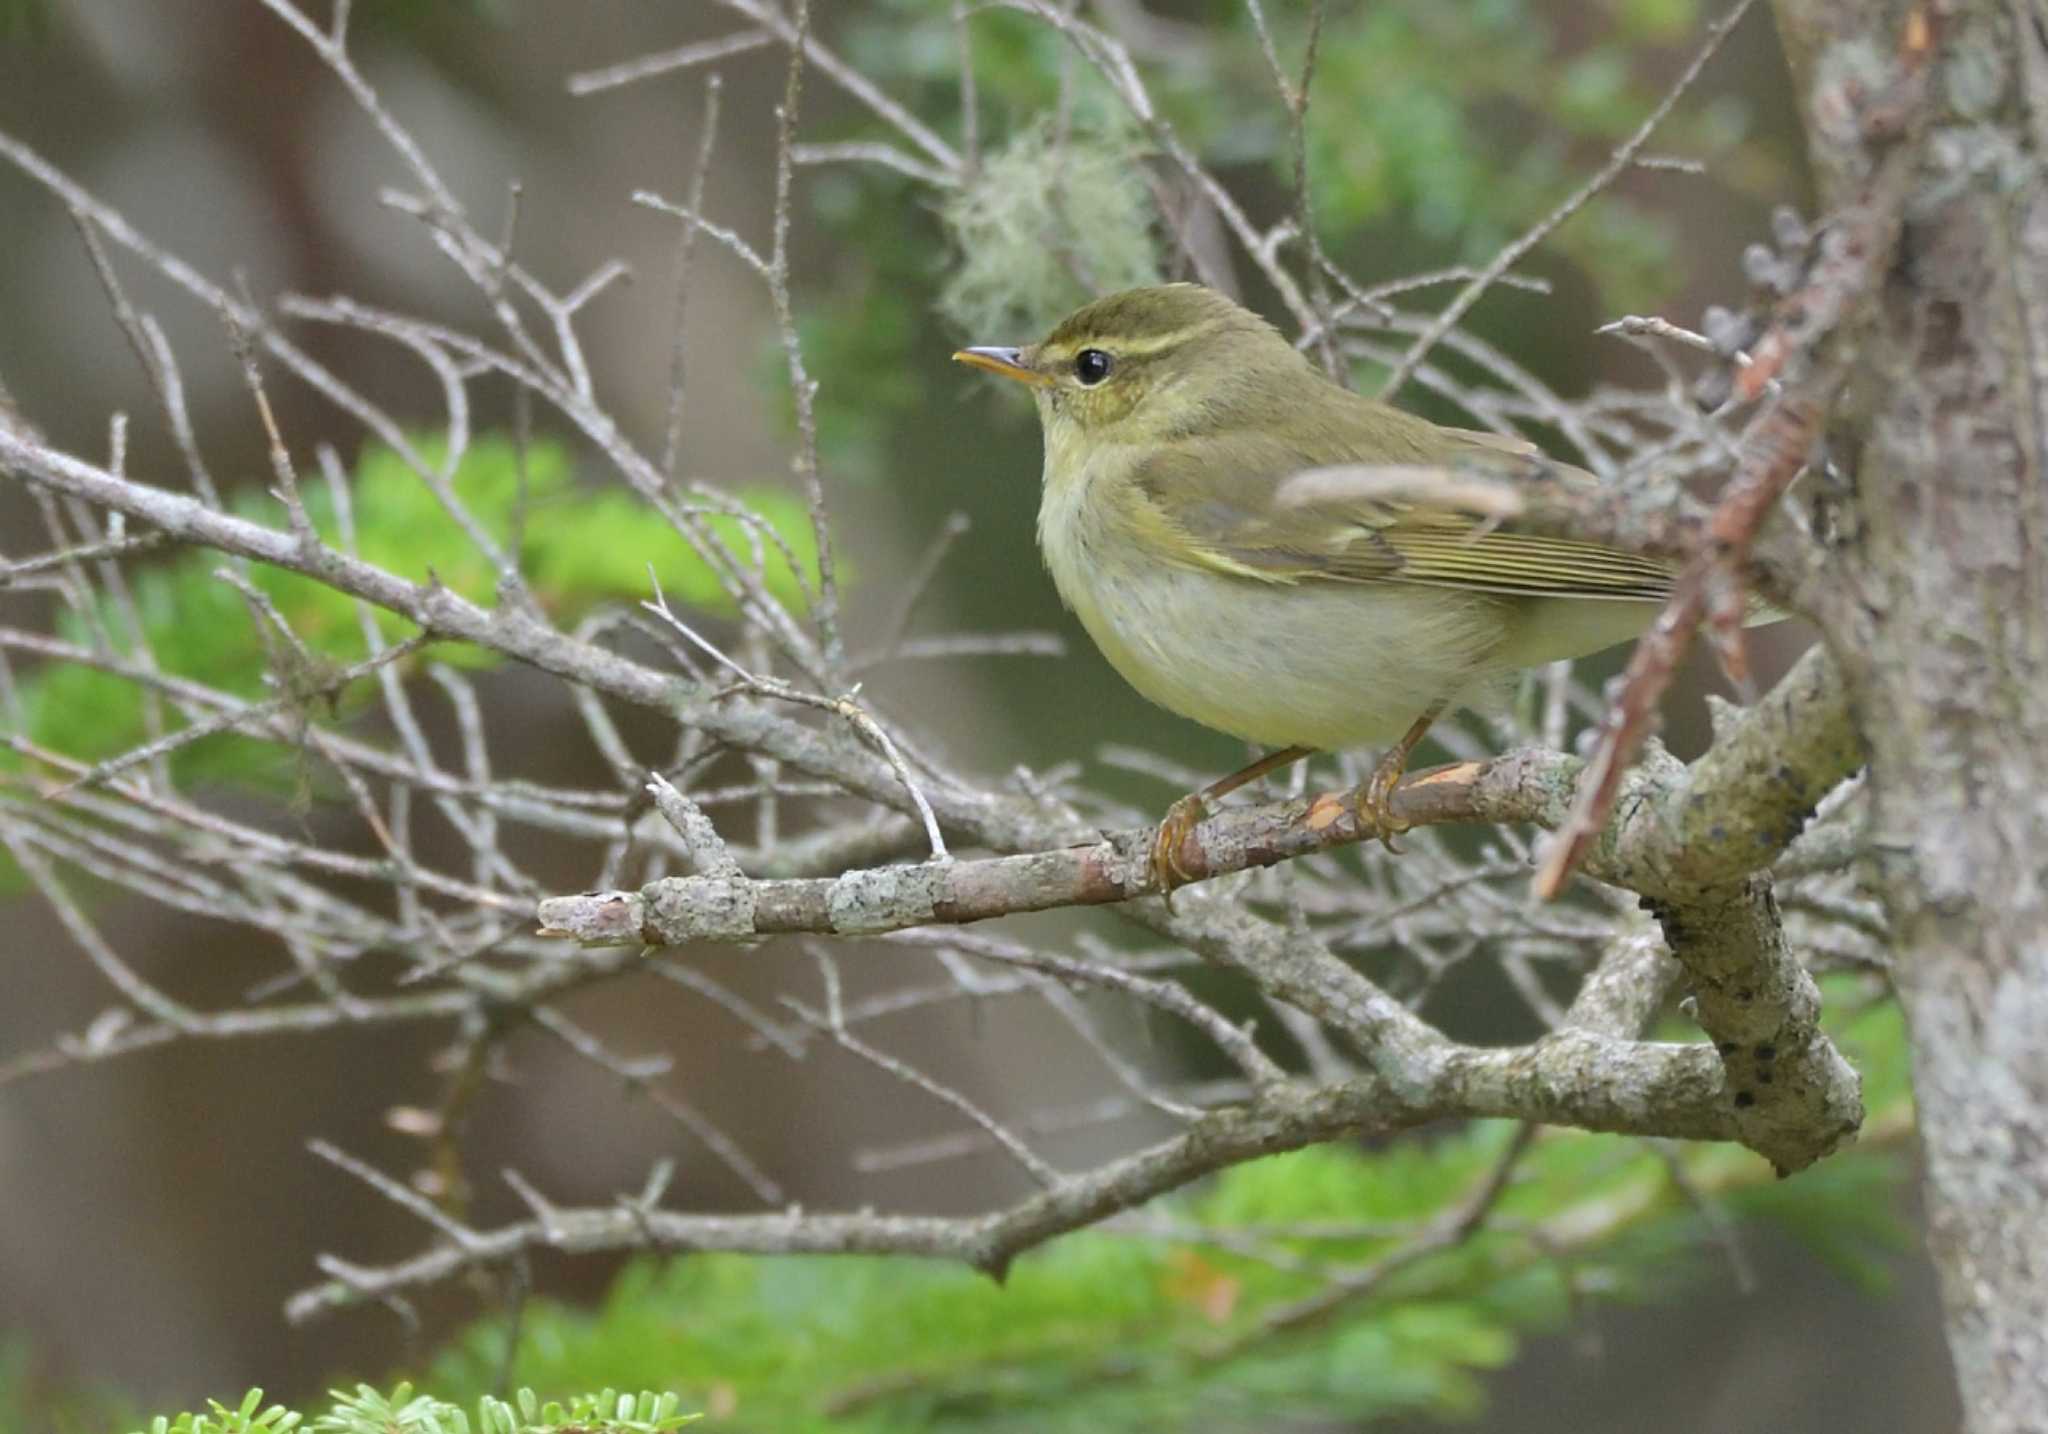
[1774,1,2048,1427]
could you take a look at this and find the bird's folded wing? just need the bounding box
[1132,431,1675,603]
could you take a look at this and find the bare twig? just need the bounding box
[1379,0,1761,398]
[660,77,723,484]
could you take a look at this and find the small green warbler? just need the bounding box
[956,283,1678,894]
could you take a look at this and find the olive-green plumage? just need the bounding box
[957,283,1670,754]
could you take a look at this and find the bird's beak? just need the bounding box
[952,346,1051,387]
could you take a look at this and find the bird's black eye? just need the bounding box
[1073,349,1114,386]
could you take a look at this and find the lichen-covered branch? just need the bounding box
[1768,1,2048,1427]
[542,643,1860,949]
[285,1022,1753,1324]
[541,640,1865,1172]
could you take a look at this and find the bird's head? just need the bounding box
[953,283,1312,450]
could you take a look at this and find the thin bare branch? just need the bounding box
[1379,0,1761,398]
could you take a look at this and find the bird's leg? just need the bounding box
[1152,744,1315,900]
[1355,702,1446,853]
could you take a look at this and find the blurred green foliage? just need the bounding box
[794,0,1790,470]
[0,1340,136,1434]
[385,985,1910,1434]
[0,0,45,39]
[4,435,824,783]
[116,1384,695,1434]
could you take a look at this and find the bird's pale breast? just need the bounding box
[1037,453,1509,749]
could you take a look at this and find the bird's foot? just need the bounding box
[1354,748,1414,853]
[1150,793,1208,905]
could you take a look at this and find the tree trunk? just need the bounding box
[1774,1,2048,1428]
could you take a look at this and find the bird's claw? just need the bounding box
[1355,752,1413,854]
[1150,793,1208,907]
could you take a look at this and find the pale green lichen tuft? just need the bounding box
[938,119,1163,342]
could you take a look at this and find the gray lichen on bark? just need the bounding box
[1772,0,2048,1427]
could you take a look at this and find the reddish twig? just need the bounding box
[1530,1,1938,901]
[1530,397,1823,901]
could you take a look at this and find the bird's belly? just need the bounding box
[1057,557,1505,751]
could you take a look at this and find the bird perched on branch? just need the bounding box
[956,283,1682,896]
